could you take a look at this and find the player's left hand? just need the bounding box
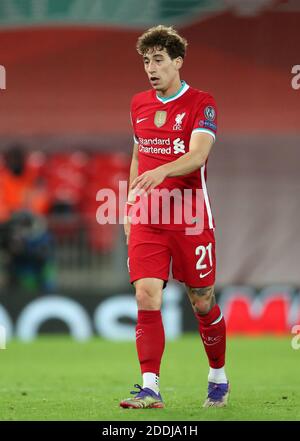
[130,166,167,194]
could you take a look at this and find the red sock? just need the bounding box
[136,310,165,375]
[195,304,226,368]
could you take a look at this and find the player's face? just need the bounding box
[143,48,182,94]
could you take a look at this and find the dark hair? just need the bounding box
[4,143,26,176]
[136,25,187,59]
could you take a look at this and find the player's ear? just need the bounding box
[174,57,183,70]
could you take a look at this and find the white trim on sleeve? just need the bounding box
[192,128,216,141]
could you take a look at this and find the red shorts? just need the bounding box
[128,224,216,288]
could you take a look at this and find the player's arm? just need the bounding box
[128,142,139,197]
[124,142,138,244]
[130,132,214,193]
[161,132,214,177]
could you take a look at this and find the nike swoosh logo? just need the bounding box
[136,117,148,124]
[199,269,213,278]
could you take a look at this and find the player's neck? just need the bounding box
[157,78,183,98]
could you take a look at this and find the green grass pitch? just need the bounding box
[0,335,299,421]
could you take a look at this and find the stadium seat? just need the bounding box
[82,152,130,252]
[45,151,90,210]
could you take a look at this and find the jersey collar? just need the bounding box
[156,81,189,104]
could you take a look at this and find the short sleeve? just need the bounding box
[191,95,218,141]
[130,98,138,144]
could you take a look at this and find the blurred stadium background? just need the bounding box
[0,0,299,344]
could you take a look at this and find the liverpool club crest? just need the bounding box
[173,112,186,130]
[154,111,167,127]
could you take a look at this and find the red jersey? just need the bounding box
[130,81,217,231]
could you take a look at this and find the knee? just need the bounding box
[188,285,215,315]
[135,284,162,310]
[193,300,211,315]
